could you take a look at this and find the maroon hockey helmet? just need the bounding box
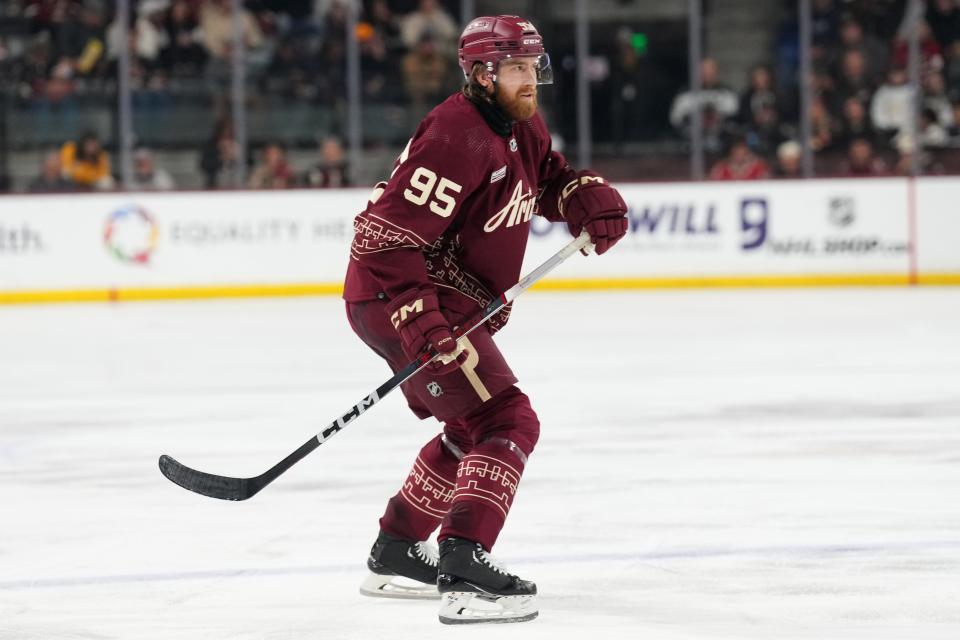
[458,15,553,84]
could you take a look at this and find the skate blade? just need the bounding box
[359,573,440,600]
[438,591,538,625]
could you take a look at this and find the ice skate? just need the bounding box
[359,530,440,600]
[436,537,538,624]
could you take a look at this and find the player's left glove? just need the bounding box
[385,287,468,375]
[558,171,628,255]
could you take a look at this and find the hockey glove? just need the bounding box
[558,171,628,255]
[386,287,467,375]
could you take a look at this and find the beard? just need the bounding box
[497,86,538,121]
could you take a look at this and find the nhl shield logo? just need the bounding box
[509,138,518,152]
[828,197,855,227]
[427,381,443,397]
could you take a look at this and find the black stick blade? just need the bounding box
[158,454,253,501]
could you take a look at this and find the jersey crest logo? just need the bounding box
[490,165,507,183]
[484,180,536,232]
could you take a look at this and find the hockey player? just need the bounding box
[344,15,628,624]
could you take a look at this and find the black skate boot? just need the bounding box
[436,537,538,624]
[358,530,439,600]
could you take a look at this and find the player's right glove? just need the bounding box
[385,287,467,375]
[558,171,628,255]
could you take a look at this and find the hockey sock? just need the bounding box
[438,437,527,551]
[380,434,461,541]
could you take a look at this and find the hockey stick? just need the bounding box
[158,231,593,501]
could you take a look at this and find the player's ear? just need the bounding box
[472,63,493,91]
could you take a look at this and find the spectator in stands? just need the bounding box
[314,1,348,106]
[834,49,875,107]
[923,70,955,129]
[248,142,294,189]
[199,0,265,83]
[608,26,649,144]
[52,1,106,79]
[321,0,349,48]
[265,0,318,38]
[738,64,782,125]
[359,29,401,103]
[744,93,788,158]
[835,96,877,149]
[24,0,64,39]
[943,41,960,98]
[200,0,264,59]
[304,136,350,188]
[399,0,458,56]
[871,66,916,141]
[811,0,841,62]
[401,32,449,107]
[851,0,909,43]
[360,27,396,103]
[106,1,164,70]
[811,64,837,103]
[60,131,114,190]
[843,137,887,176]
[926,0,960,49]
[106,2,171,104]
[830,17,889,84]
[17,34,56,101]
[367,0,403,55]
[131,147,176,190]
[773,140,803,179]
[263,37,318,99]
[910,106,951,148]
[669,57,739,141]
[892,20,943,73]
[27,150,74,193]
[709,135,770,180]
[160,0,208,78]
[200,118,244,188]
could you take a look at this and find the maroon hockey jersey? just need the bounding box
[344,92,571,331]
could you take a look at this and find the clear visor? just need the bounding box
[495,53,553,85]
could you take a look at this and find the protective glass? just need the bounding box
[496,54,553,85]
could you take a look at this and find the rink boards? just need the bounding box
[0,177,958,303]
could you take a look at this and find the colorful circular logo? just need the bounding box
[103,204,159,264]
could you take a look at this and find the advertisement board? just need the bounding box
[1,177,957,302]
[0,190,364,299]
[524,179,913,283]
[914,177,960,279]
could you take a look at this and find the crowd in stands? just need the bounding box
[673,0,960,180]
[22,124,349,192]
[1,0,462,106]
[6,1,960,190]
[1,0,459,191]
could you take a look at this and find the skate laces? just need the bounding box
[413,541,439,567]
[476,547,508,575]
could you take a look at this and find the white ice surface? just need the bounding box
[1,289,959,639]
